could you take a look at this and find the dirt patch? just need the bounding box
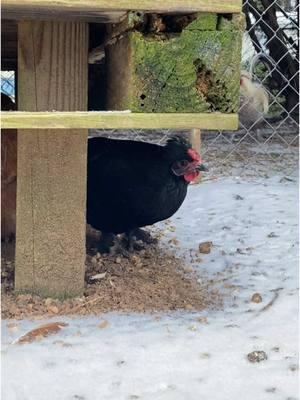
[1,239,221,320]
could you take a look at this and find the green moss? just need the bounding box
[127,11,145,29]
[110,13,244,113]
[185,13,217,31]
[217,13,246,31]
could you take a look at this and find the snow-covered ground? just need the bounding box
[2,173,299,400]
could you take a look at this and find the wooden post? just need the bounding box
[15,21,88,297]
[190,128,202,184]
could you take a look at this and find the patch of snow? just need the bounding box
[2,175,299,400]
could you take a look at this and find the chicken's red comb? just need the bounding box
[187,148,201,162]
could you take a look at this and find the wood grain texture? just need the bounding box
[2,0,242,21]
[190,128,201,153]
[1,20,17,70]
[190,129,202,183]
[2,111,239,130]
[15,21,88,297]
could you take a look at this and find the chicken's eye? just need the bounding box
[171,159,190,176]
[178,160,189,167]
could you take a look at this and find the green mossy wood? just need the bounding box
[106,13,245,113]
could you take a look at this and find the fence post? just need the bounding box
[190,128,202,184]
[15,21,88,297]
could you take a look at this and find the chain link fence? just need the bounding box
[94,0,299,178]
[2,2,299,178]
[1,71,15,101]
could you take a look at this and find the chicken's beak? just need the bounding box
[197,164,208,172]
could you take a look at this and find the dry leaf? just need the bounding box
[7,322,19,333]
[47,305,59,314]
[53,340,73,347]
[199,352,211,359]
[45,298,54,307]
[13,321,69,344]
[197,316,208,324]
[199,241,213,254]
[247,350,268,363]
[188,325,197,331]
[251,293,263,303]
[98,320,109,329]
[185,304,194,310]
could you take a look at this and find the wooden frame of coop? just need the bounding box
[1,0,243,298]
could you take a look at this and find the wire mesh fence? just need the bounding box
[1,71,15,101]
[94,0,299,178]
[1,1,299,178]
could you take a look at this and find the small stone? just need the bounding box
[199,352,211,359]
[198,241,213,254]
[197,317,208,324]
[251,293,262,303]
[16,294,32,302]
[115,257,122,264]
[288,364,298,372]
[268,232,278,238]
[98,320,109,329]
[271,346,280,352]
[265,387,276,393]
[234,194,244,200]
[247,350,268,363]
[7,323,19,333]
[47,305,59,314]
[188,325,197,331]
[91,256,98,265]
[45,298,53,307]
[183,266,194,273]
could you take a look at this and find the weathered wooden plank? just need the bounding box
[1,111,239,130]
[15,21,88,298]
[190,128,202,183]
[1,20,18,70]
[106,13,245,113]
[3,9,126,23]
[2,0,242,22]
[190,128,201,154]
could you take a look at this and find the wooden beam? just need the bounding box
[1,111,239,130]
[190,129,202,184]
[2,0,242,22]
[15,21,88,298]
[1,20,18,70]
[190,128,201,153]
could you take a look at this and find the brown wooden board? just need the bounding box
[2,1,242,22]
[15,21,88,298]
[106,13,245,113]
[1,111,238,130]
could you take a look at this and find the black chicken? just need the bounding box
[87,135,206,253]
